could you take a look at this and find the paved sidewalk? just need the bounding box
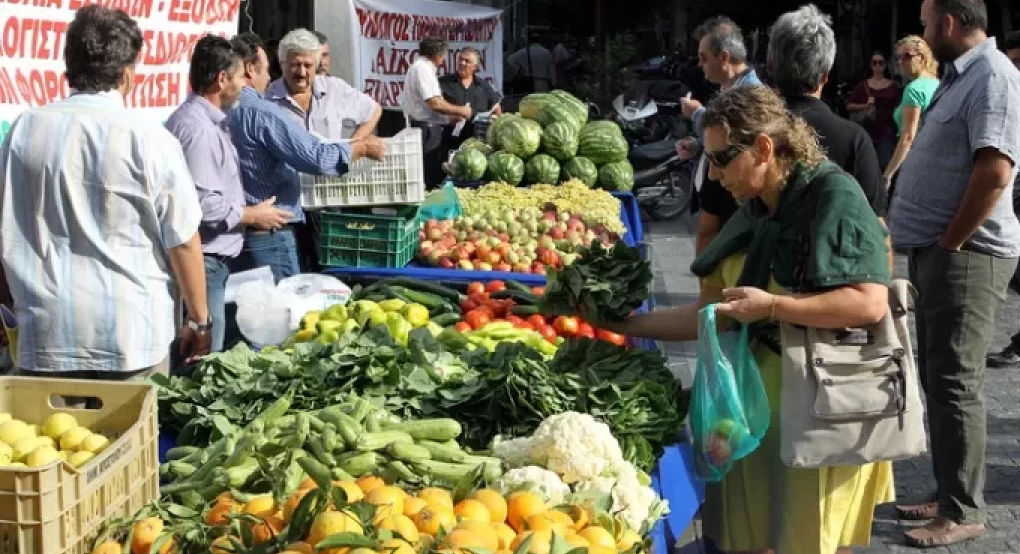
[646,215,1020,554]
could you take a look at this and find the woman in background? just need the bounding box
[882,36,939,196]
[847,51,901,170]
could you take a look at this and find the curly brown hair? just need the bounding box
[699,85,825,175]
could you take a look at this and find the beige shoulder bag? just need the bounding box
[778,279,927,468]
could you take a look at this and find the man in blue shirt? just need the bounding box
[227,33,386,281]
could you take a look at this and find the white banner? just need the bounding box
[337,0,503,110]
[0,1,242,143]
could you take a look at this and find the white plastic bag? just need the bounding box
[276,274,352,331]
[234,281,295,348]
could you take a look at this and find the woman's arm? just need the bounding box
[883,105,922,181]
[718,283,888,329]
[846,80,871,112]
[608,284,725,341]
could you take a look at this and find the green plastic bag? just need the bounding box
[417,183,462,222]
[690,303,770,481]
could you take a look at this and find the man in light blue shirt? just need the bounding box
[226,33,386,282]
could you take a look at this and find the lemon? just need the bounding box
[0,412,11,425]
[8,462,26,468]
[294,328,318,343]
[80,433,110,454]
[0,442,12,464]
[26,424,37,437]
[11,438,38,461]
[401,304,430,328]
[58,450,69,461]
[25,445,60,467]
[59,427,91,451]
[34,436,55,449]
[0,420,33,446]
[68,451,95,468]
[42,413,78,440]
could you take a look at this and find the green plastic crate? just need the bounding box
[318,206,419,268]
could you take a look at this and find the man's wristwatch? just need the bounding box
[187,316,213,333]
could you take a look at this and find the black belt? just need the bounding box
[203,253,234,264]
[247,224,297,236]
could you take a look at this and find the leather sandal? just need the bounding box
[904,517,986,548]
[895,496,938,520]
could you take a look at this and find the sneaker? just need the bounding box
[987,343,1020,368]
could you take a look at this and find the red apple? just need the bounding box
[496,262,513,272]
[549,227,565,240]
[484,251,501,265]
[477,262,493,271]
[513,263,532,274]
[428,250,445,266]
[419,246,433,259]
[427,228,444,241]
[458,260,475,270]
[439,257,455,269]
[531,262,547,274]
[473,260,485,270]
[542,211,558,222]
[476,245,492,260]
[539,249,560,267]
[567,219,586,234]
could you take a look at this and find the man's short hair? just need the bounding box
[767,4,836,97]
[278,29,322,64]
[932,0,988,33]
[231,32,264,68]
[64,5,143,92]
[189,35,241,94]
[459,46,482,64]
[695,16,748,64]
[420,37,447,59]
[1004,30,1020,52]
[313,31,328,46]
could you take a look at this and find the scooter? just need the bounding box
[612,80,696,220]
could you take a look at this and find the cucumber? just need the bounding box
[417,440,467,463]
[382,419,462,441]
[338,452,382,476]
[507,280,533,294]
[431,313,461,327]
[389,286,447,310]
[385,460,418,482]
[387,442,432,462]
[490,290,538,305]
[385,278,465,303]
[511,304,541,316]
[355,430,415,451]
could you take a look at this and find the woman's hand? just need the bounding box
[716,287,775,323]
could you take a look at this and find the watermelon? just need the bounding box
[550,90,589,127]
[448,148,488,181]
[561,156,599,188]
[582,120,624,137]
[459,137,493,156]
[518,93,560,121]
[539,102,581,132]
[598,160,635,191]
[487,152,526,185]
[579,130,629,166]
[541,121,579,161]
[487,113,519,145]
[494,117,542,158]
[524,154,562,185]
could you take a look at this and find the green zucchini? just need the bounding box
[385,278,464,303]
[430,313,461,327]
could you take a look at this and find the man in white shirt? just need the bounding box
[404,36,473,188]
[0,6,210,393]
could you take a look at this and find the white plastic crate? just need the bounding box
[300,127,425,209]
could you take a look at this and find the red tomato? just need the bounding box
[506,315,524,325]
[489,301,507,318]
[538,325,558,343]
[527,314,547,328]
[460,299,478,313]
[597,329,628,347]
[465,310,492,330]
[516,321,535,330]
[454,322,472,333]
[475,305,496,319]
[486,280,507,293]
[467,282,486,296]
[553,316,580,337]
[577,322,596,339]
[468,292,490,306]
[530,286,546,296]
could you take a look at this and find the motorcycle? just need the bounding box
[611,79,697,220]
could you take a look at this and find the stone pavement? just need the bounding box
[645,214,1020,554]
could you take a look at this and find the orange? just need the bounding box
[412,504,457,536]
[209,536,234,554]
[308,510,365,554]
[452,520,499,550]
[417,487,454,509]
[356,475,386,494]
[616,530,642,551]
[130,517,166,554]
[89,541,123,554]
[377,514,421,543]
[205,502,237,526]
[441,528,491,554]
[543,510,575,530]
[587,545,618,554]
[380,538,415,554]
[525,512,570,534]
[367,486,406,521]
[578,526,617,549]
[298,476,319,490]
[454,499,492,523]
[333,480,365,504]
[284,542,315,554]
[469,489,508,523]
[215,491,235,504]
[491,522,516,549]
[282,489,310,522]
[565,534,590,548]
[509,529,552,554]
[250,515,285,545]
[561,505,588,530]
[242,495,277,519]
[403,496,428,517]
[506,492,546,532]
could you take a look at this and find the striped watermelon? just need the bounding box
[579,129,629,166]
[541,121,580,161]
[449,148,488,181]
[494,117,542,158]
[561,156,599,187]
[524,154,562,185]
[583,120,624,137]
[598,160,635,191]
[487,113,519,145]
[550,90,589,127]
[487,152,526,185]
[539,103,581,132]
[518,93,560,121]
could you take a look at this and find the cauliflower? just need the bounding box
[573,460,670,532]
[527,412,624,483]
[495,466,571,505]
[491,435,535,468]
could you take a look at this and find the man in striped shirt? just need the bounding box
[226,33,386,281]
[0,6,211,389]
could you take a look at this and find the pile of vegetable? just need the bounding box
[541,242,653,324]
[448,90,634,191]
[455,181,625,235]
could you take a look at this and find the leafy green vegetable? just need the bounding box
[539,241,653,323]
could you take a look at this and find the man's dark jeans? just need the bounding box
[908,244,1017,524]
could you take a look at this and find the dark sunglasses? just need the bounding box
[871,59,886,66]
[896,53,917,62]
[704,143,747,169]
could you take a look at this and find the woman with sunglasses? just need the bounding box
[847,51,901,170]
[882,36,939,194]
[610,85,893,554]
